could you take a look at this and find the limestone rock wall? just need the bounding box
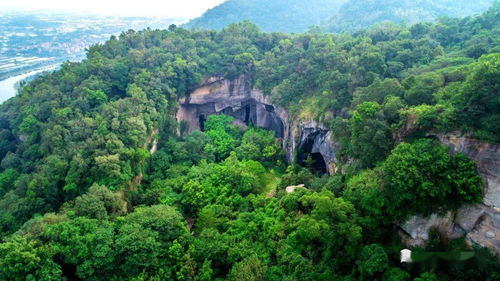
[289,120,338,174]
[400,134,500,255]
[438,134,500,208]
[175,75,337,173]
[177,76,499,254]
[176,75,286,139]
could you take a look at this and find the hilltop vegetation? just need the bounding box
[0,4,498,281]
[326,0,495,32]
[184,0,347,32]
[185,0,495,33]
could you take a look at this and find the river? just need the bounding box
[0,65,59,103]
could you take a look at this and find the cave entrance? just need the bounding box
[244,105,251,124]
[297,133,328,175]
[199,114,206,131]
[306,153,327,175]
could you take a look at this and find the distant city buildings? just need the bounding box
[0,11,185,80]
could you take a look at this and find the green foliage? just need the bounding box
[353,78,404,105]
[403,72,444,105]
[356,244,389,280]
[184,0,347,33]
[43,217,115,279]
[326,0,495,33]
[180,152,267,215]
[350,102,393,168]
[236,127,284,166]
[204,115,239,161]
[0,168,19,197]
[0,6,498,281]
[0,236,61,281]
[343,169,389,238]
[73,184,126,219]
[382,139,483,219]
[228,256,267,281]
[454,53,500,141]
[204,115,236,132]
[85,88,108,107]
[414,272,440,281]
[383,268,411,281]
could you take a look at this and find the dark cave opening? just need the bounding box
[299,152,328,175]
[297,134,328,175]
[265,104,275,112]
[199,114,206,131]
[244,104,251,124]
[311,153,327,175]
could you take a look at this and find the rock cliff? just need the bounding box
[177,76,499,254]
[177,75,287,139]
[176,75,337,174]
[399,134,500,255]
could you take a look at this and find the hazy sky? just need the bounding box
[1,0,226,18]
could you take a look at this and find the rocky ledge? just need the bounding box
[400,134,500,255]
[176,75,338,174]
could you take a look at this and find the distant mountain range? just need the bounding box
[184,0,496,33]
[183,0,348,33]
[326,0,496,32]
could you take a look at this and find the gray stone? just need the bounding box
[455,204,486,232]
[466,209,500,256]
[176,75,286,139]
[285,184,305,194]
[438,134,500,209]
[177,75,339,174]
[400,212,456,241]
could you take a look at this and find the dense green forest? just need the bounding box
[0,3,499,281]
[183,0,347,33]
[326,0,495,33]
[185,0,495,33]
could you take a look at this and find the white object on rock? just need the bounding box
[285,184,305,194]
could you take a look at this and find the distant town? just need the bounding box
[0,11,185,80]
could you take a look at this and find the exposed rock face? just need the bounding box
[176,75,287,139]
[399,134,500,256]
[399,211,464,246]
[176,75,337,174]
[438,134,500,208]
[291,120,338,174]
[179,77,499,253]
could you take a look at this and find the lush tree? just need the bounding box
[0,236,61,281]
[350,102,393,168]
[382,139,483,219]
[356,244,389,280]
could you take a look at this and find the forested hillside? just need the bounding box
[0,3,499,281]
[183,0,347,32]
[326,0,495,33]
[185,0,495,34]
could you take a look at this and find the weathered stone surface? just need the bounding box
[455,204,486,232]
[292,120,337,174]
[466,208,500,255]
[285,184,306,194]
[399,204,500,256]
[176,75,338,174]
[438,134,500,209]
[176,75,286,139]
[400,212,458,242]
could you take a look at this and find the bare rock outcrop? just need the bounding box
[399,134,500,255]
[289,120,338,174]
[176,75,337,174]
[437,134,500,208]
[176,75,287,139]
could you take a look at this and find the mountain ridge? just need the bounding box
[185,0,496,33]
[183,0,347,32]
